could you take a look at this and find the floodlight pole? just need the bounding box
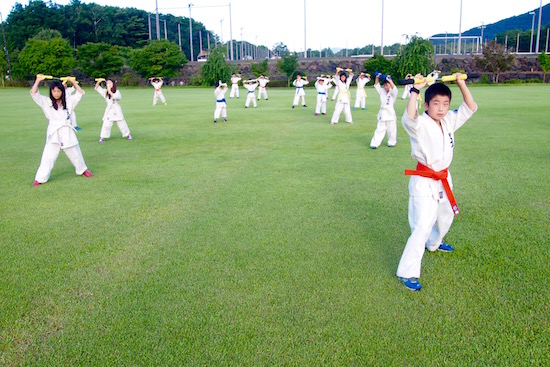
[155,0,160,40]
[303,0,307,58]
[457,0,463,54]
[229,2,234,60]
[189,3,194,61]
[529,11,536,53]
[535,0,542,53]
[380,0,384,55]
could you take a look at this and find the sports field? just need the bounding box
[1,84,549,366]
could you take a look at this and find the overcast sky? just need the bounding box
[1,0,547,51]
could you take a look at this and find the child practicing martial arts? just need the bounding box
[95,78,133,143]
[30,74,93,186]
[354,72,370,110]
[243,79,259,108]
[370,73,398,148]
[292,73,309,108]
[257,75,269,100]
[213,80,228,123]
[330,69,354,124]
[314,75,332,116]
[230,73,242,98]
[149,77,167,106]
[396,73,477,291]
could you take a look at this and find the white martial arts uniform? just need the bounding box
[257,77,269,100]
[95,86,131,139]
[331,84,339,101]
[396,102,477,279]
[65,86,80,128]
[244,82,258,107]
[401,84,412,100]
[314,79,332,115]
[370,83,398,147]
[151,80,167,105]
[230,76,241,98]
[354,75,370,109]
[214,84,228,122]
[31,89,88,183]
[292,78,309,106]
[330,75,353,124]
[427,71,440,86]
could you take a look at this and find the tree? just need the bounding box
[130,39,187,78]
[474,41,515,83]
[272,42,289,57]
[393,35,435,79]
[250,59,268,78]
[538,52,550,82]
[76,42,124,78]
[363,54,395,81]
[199,46,234,86]
[32,29,63,41]
[277,53,298,87]
[15,37,75,78]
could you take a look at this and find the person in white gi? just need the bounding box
[214,81,228,123]
[314,75,332,116]
[292,73,309,108]
[243,79,259,108]
[95,78,133,143]
[331,69,341,101]
[396,73,477,291]
[257,75,269,100]
[370,73,398,148]
[401,73,413,99]
[149,77,167,105]
[30,74,93,186]
[354,72,370,110]
[427,70,440,86]
[330,70,354,124]
[63,84,82,131]
[229,73,242,98]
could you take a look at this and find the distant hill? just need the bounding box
[432,3,550,42]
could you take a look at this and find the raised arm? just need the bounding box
[407,74,428,119]
[31,74,47,95]
[455,72,477,111]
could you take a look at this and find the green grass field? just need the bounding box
[1,84,549,366]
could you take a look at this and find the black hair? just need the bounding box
[106,79,117,99]
[339,71,347,81]
[49,81,66,110]
[424,83,452,105]
[215,81,220,88]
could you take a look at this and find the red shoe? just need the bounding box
[83,170,93,178]
[32,180,40,187]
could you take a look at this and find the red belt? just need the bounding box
[405,162,460,215]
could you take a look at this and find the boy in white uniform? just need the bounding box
[230,73,241,98]
[30,75,93,186]
[243,79,259,108]
[214,81,228,123]
[95,78,133,143]
[314,75,332,116]
[396,73,477,291]
[292,73,309,108]
[150,77,167,105]
[370,73,398,148]
[330,70,354,124]
[257,75,269,100]
[354,72,370,110]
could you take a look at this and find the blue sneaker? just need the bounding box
[398,277,422,291]
[437,243,454,252]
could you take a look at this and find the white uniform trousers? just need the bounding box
[315,93,327,114]
[100,119,131,139]
[396,192,455,278]
[354,89,366,109]
[214,102,227,119]
[230,84,239,98]
[35,143,87,183]
[331,102,352,123]
[331,86,339,100]
[258,86,268,100]
[245,92,257,107]
[293,88,306,106]
[370,119,397,147]
[153,90,166,105]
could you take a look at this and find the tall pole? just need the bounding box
[480,23,485,53]
[199,30,203,55]
[220,19,224,43]
[240,27,243,60]
[155,0,160,40]
[163,19,167,40]
[529,11,535,53]
[380,0,384,55]
[229,3,234,60]
[303,0,307,58]
[188,3,194,62]
[178,23,182,50]
[535,0,542,53]
[458,0,463,54]
[148,14,151,40]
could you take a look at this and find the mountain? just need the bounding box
[432,3,550,42]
